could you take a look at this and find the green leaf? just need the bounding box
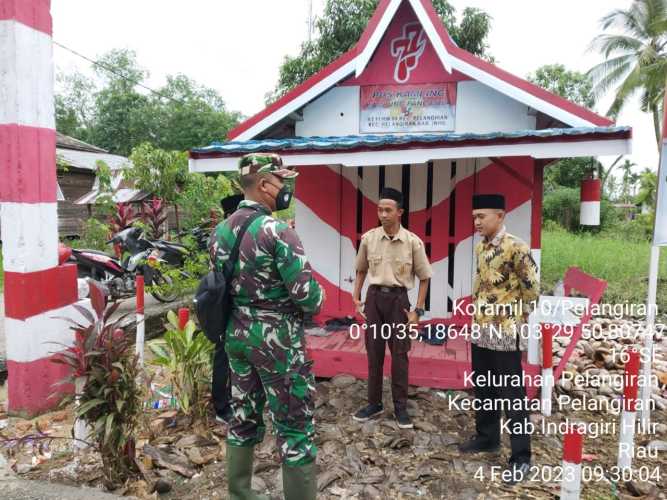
[76,398,106,416]
[104,413,115,446]
[166,310,178,328]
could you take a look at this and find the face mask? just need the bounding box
[275,185,293,211]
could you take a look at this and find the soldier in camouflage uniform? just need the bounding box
[210,153,324,500]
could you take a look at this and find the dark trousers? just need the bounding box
[364,285,411,410]
[212,339,232,417]
[471,343,531,464]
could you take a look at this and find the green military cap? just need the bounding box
[238,153,298,179]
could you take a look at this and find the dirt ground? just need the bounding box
[1,371,666,500]
[2,315,667,499]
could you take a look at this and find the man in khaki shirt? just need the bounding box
[352,188,432,429]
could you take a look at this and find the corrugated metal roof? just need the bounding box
[56,132,108,153]
[192,126,630,155]
[73,170,149,205]
[57,148,131,171]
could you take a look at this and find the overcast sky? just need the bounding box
[52,0,656,172]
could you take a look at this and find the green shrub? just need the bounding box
[542,187,618,232]
[148,310,214,423]
[54,283,144,488]
[600,217,652,243]
[76,218,111,251]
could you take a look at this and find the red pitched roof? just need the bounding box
[228,0,612,141]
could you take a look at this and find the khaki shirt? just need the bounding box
[355,226,433,289]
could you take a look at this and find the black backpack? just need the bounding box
[194,210,262,343]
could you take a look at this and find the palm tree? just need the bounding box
[619,159,639,202]
[635,167,659,208]
[588,0,667,149]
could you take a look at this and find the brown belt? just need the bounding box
[370,284,407,294]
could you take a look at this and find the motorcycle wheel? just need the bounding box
[149,270,178,303]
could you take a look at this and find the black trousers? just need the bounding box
[212,339,232,417]
[471,343,531,464]
[364,285,411,410]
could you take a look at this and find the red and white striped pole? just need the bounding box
[580,176,601,226]
[1,0,86,416]
[135,275,145,366]
[618,349,640,470]
[541,323,554,416]
[560,426,584,500]
[178,308,189,330]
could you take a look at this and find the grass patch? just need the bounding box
[541,228,667,316]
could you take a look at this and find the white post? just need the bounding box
[639,245,659,427]
[541,323,554,416]
[642,82,667,423]
[73,376,89,450]
[527,311,540,365]
[135,275,145,367]
[618,350,640,470]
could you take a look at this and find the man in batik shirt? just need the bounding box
[458,193,539,486]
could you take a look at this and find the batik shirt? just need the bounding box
[472,226,539,351]
[209,200,324,322]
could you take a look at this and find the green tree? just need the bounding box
[54,49,240,154]
[588,0,667,148]
[178,173,233,229]
[150,74,241,151]
[88,49,154,155]
[126,143,189,206]
[618,159,639,203]
[55,71,97,141]
[271,0,492,99]
[635,167,659,207]
[528,65,606,193]
[528,64,595,108]
[125,143,189,231]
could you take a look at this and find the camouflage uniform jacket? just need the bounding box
[209,200,324,324]
[472,226,539,351]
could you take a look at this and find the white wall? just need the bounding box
[456,81,536,133]
[294,80,537,137]
[295,86,360,136]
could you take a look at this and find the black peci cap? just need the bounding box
[472,194,505,210]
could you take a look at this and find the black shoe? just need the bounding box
[394,408,413,429]
[458,437,500,453]
[502,462,531,485]
[353,404,383,422]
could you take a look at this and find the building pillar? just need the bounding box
[1,0,81,416]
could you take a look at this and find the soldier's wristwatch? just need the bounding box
[414,308,425,317]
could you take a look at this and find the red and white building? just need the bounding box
[192,0,632,388]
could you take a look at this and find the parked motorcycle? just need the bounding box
[69,227,177,303]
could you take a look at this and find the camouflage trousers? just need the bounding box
[225,308,317,466]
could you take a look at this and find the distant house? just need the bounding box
[56,132,133,237]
